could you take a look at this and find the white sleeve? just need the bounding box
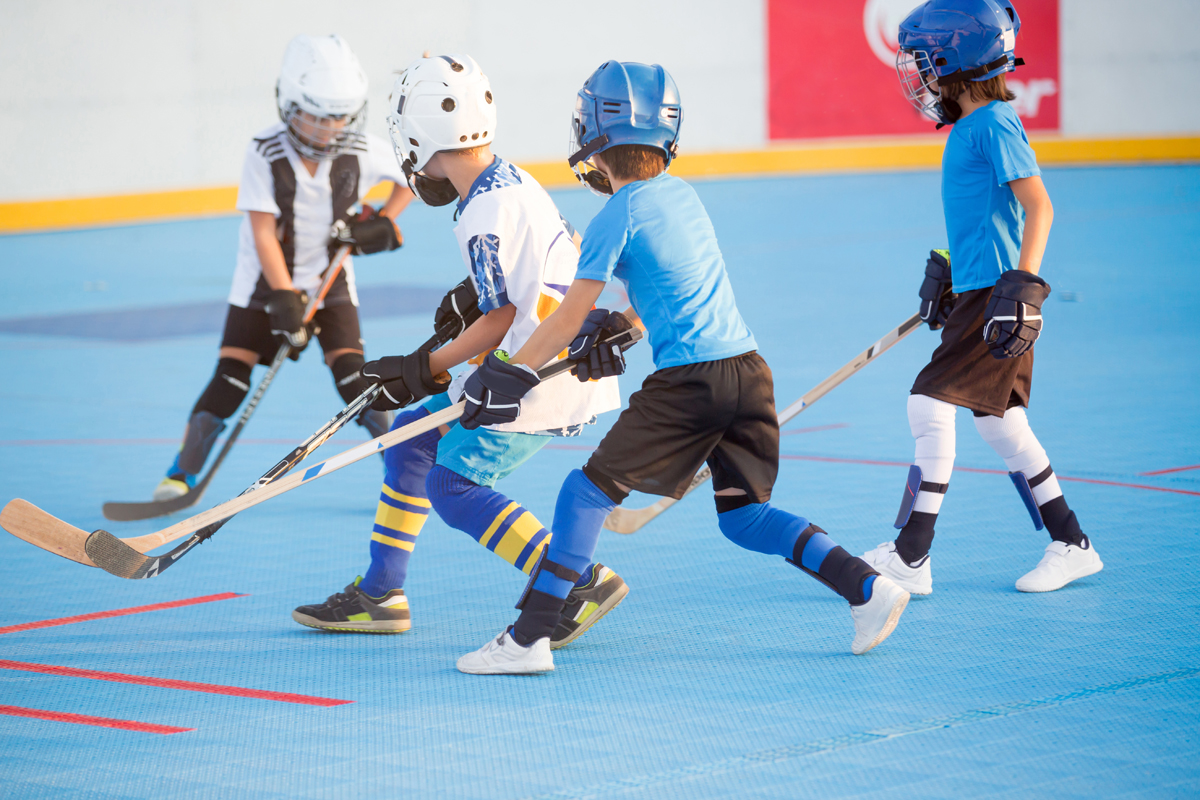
[361,134,406,196]
[235,142,279,215]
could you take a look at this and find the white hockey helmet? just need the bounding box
[276,34,369,161]
[386,54,496,182]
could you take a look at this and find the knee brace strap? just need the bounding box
[192,358,251,419]
[331,352,371,405]
[786,524,839,593]
[787,524,878,604]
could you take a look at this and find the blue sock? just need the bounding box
[719,503,876,605]
[426,466,551,575]
[716,503,808,557]
[360,406,441,597]
[533,469,614,601]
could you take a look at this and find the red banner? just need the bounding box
[769,0,1059,140]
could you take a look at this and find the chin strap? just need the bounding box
[401,160,459,207]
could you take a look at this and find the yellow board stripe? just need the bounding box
[4,136,1198,234]
[380,484,432,508]
[374,503,427,536]
[371,532,415,551]
[479,502,519,549]
[493,512,544,568]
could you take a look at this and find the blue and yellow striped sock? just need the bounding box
[426,465,550,575]
[360,407,441,597]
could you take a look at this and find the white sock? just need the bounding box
[907,394,956,514]
[974,407,1063,505]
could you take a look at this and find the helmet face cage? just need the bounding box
[896,47,949,124]
[281,101,367,161]
[568,109,613,197]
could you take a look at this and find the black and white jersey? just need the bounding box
[230,123,404,310]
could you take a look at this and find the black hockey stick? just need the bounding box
[82,325,643,580]
[103,248,353,522]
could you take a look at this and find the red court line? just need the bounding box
[1141,464,1200,476]
[0,705,192,734]
[0,592,246,635]
[780,423,851,436]
[0,660,351,707]
[778,454,1200,497]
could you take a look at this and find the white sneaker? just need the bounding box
[457,628,554,675]
[850,575,910,655]
[861,541,932,595]
[1016,538,1103,593]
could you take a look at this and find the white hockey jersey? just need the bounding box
[448,158,621,434]
[229,123,405,310]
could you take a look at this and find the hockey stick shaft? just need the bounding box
[83,326,643,577]
[193,246,352,487]
[602,313,922,534]
[101,247,353,521]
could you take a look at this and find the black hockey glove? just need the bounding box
[361,350,449,412]
[460,351,540,430]
[983,270,1051,359]
[434,277,483,340]
[568,308,634,382]
[918,249,957,330]
[265,289,311,354]
[331,206,403,257]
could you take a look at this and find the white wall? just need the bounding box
[2,0,1198,203]
[1061,0,1200,135]
[0,0,764,201]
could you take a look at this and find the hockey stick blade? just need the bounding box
[75,326,644,579]
[101,246,353,522]
[603,313,922,534]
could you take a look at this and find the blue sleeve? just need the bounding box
[574,194,630,283]
[984,108,1040,186]
[467,233,510,313]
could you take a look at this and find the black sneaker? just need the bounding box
[550,564,629,650]
[292,576,411,633]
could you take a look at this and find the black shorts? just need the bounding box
[585,352,779,503]
[911,286,1033,417]
[219,303,364,366]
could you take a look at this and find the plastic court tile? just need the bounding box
[0,166,1197,798]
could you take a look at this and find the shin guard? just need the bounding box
[894,465,949,529]
[175,410,226,476]
[787,524,879,605]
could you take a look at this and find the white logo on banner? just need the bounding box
[1009,78,1058,118]
[864,0,924,66]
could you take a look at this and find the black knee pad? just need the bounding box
[582,463,629,505]
[331,353,371,404]
[192,358,251,419]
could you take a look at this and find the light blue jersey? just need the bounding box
[574,173,756,370]
[942,100,1041,292]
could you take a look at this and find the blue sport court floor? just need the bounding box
[1,165,1198,799]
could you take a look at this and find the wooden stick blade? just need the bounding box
[0,499,98,567]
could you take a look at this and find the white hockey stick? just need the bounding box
[602,313,923,534]
[1,327,643,571]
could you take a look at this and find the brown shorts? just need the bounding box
[220,303,364,366]
[585,352,779,502]
[911,286,1033,417]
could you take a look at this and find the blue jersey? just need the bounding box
[941,100,1041,292]
[574,173,757,370]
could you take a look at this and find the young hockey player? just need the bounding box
[454,60,911,675]
[861,0,1102,594]
[292,55,629,647]
[153,34,411,501]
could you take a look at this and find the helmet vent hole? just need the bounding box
[471,133,479,140]
[409,151,417,164]
[409,138,419,147]
[442,98,456,112]
[664,107,679,119]
[482,131,487,137]
[485,91,493,104]
[935,58,946,66]
[460,135,468,142]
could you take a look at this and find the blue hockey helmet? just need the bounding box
[895,0,1024,125]
[567,61,682,195]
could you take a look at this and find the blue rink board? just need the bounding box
[0,165,1198,799]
